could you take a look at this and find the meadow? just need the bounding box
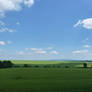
[12,60,92,68]
[0,60,92,92]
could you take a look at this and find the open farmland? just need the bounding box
[0,68,92,92]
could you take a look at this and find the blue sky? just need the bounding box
[0,0,92,60]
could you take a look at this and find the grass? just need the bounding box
[12,60,69,64]
[0,68,92,92]
[1,60,92,92]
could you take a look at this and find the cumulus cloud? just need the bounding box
[25,48,44,51]
[0,0,35,17]
[0,27,15,32]
[31,48,43,51]
[50,51,59,55]
[35,50,47,54]
[24,47,59,56]
[74,18,92,29]
[30,48,47,55]
[24,0,34,7]
[18,51,24,55]
[72,50,88,54]
[0,41,5,45]
[47,47,53,50]
[25,48,47,55]
[83,45,91,48]
[0,41,12,45]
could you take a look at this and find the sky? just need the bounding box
[0,0,92,60]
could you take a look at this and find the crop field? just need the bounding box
[0,68,92,92]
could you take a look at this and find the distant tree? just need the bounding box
[57,66,61,68]
[48,65,51,68]
[43,65,48,68]
[0,61,3,68]
[3,60,13,68]
[7,60,13,68]
[14,65,20,68]
[34,65,39,68]
[83,63,87,68]
[43,65,50,68]
[24,64,29,68]
[52,65,56,68]
[65,66,69,68]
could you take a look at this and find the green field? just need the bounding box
[12,60,65,64]
[12,60,92,68]
[1,68,92,92]
[1,60,92,92]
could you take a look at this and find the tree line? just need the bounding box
[0,60,88,69]
[0,60,13,68]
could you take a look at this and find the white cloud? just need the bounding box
[0,0,35,17]
[24,0,34,7]
[74,18,92,29]
[0,41,5,45]
[0,28,15,32]
[24,48,59,56]
[18,51,24,55]
[47,47,53,50]
[83,45,91,48]
[30,48,43,51]
[50,51,59,55]
[72,50,88,54]
[0,41,12,45]
[25,48,47,54]
[74,20,82,27]
[30,48,47,54]
[35,50,47,54]
[26,47,54,51]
